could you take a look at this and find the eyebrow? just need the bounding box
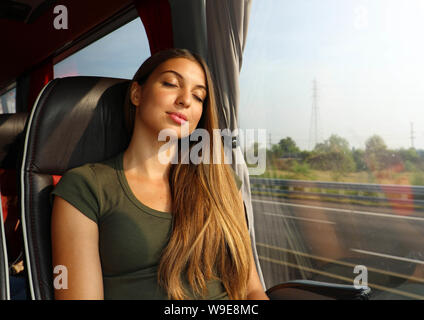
[160,70,207,92]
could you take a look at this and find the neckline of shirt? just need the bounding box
[115,152,172,220]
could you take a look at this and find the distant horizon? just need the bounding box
[260,127,420,152]
[240,132,424,153]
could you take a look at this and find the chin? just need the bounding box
[156,125,190,142]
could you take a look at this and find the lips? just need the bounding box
[168,112,187,121]
[167,112,188,124]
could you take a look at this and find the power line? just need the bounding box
[308,78,320,150]
[411,122,415,149]
[268,132,272,149]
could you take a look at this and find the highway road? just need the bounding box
[251,195,424,299]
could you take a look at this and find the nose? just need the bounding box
[176,88,191,107]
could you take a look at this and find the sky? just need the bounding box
[239,0,424,151]
[53,1,424,151]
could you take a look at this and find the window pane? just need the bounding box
[54,18,150,79]
[0,87,16,114]
[240,0,424,299]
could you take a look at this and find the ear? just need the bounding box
[130,82,142,107]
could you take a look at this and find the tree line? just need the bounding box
[262,135,424,181]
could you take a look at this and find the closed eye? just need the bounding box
[163,81,177,87]
[193,95,204,103]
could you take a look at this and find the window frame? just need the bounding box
[0,83,17,114]
[52,4,140,67]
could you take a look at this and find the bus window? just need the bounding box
[54,18,150,79]
[240,0,424,299]
[0,87,16,114]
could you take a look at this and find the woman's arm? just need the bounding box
[238,191,270,300]
[51,196,104,299]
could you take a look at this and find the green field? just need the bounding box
[257,167,424,186]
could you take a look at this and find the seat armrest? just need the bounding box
[266,280,371,300]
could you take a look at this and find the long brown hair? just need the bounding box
[124,48,251,299]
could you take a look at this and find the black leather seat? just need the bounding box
[266,279,370,300]
[20,76,130,299]
[0,113,28,300]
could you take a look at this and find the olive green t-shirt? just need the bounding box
[51,152,242,300]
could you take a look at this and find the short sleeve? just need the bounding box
[50,165,100,224]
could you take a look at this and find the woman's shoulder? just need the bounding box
[64,152,121,180]
[54,152,122,197]
[51,153,123,223]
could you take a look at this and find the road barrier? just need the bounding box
[249,178,424,206]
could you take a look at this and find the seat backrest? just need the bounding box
[0,112,28,300]
[20,76,130,299]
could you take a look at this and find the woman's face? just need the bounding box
[130,57,207,139]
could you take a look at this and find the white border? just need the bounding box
[20,81,53,300]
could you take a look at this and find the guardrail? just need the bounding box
[249,178,424,206]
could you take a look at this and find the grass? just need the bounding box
[252,168,424,211]
[251,189,424,211]
[257,168,424,186]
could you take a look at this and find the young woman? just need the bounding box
[51,48,268,300]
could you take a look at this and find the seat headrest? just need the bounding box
[0,113,28,169]
[23,76,131,174]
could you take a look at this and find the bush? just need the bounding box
[291,161,311,175]
[412,172,424,186]
[307,151,355,174]
[404,160,417,172]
